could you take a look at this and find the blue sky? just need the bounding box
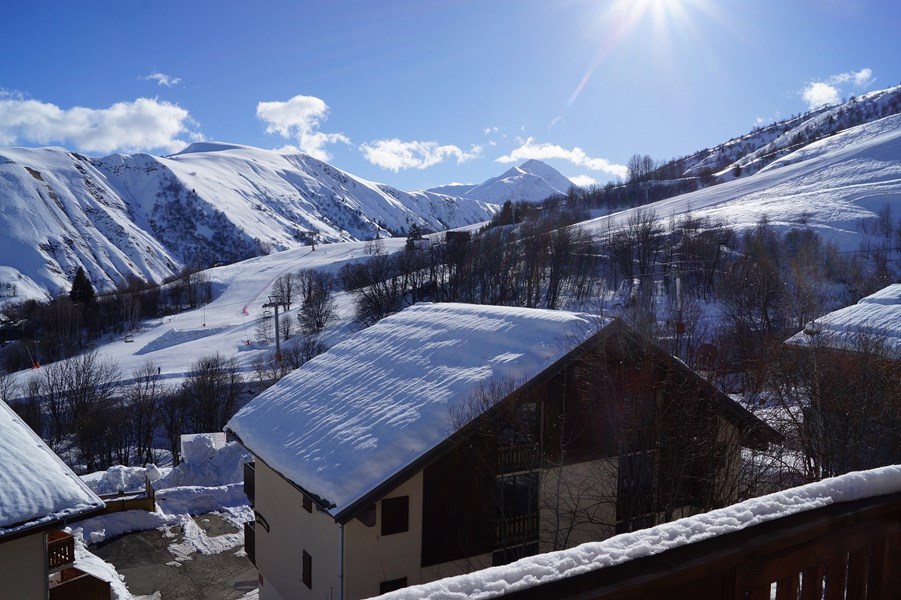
[2,0,899,190]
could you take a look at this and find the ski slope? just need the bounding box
[582,113,901,251]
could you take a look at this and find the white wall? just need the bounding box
[0,533,47,599]
[344,473,424,599]
[255,460,340,600]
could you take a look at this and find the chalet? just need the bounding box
[786,283,901,355]
[783,283,901,476]
[0,400,108,599]
[226,303,777,600]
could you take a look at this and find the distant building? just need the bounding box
[0,400,108,598]
[786,283,901,354]
[227,303,776,600]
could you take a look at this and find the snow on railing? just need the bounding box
[374,465,901,599]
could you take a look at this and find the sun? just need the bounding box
[567,0,716,107]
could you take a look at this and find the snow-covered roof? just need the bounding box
[227,303,604,518]
[375,465,901,599]
[787,283,901,354]
[0,400,105,539]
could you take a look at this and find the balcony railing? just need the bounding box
[497,492,901,599]
[49,567,110,600]
[496,513,540,548]
[244,520,256,566]
[47,530,75,572]
[498,443,540,474]
[244,461,256,506]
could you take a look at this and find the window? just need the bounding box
[379,577,407,593]
[381,496,409,536]
[303,494,312,513]
[302,550,312,589]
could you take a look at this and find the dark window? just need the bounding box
[303,494,312,513]
[302,550,312,589]
[379,577,408,593]
[496,473,538,519]
[381,496,409,536]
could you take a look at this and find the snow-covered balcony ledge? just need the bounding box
[375,466,901,599]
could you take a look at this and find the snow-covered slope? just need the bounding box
[0,143,498,299]
[430,159,575,203]
[675,84,901,181]
[584,112,901,251]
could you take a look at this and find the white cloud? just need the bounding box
[483,126,498,135]
[142,72,181,87]
[548,116,564,130]
[0,94,193,153]
[256,95,350,161]
[360,139,482,172]
[828,68,874,87]
[497,137,627,180]
[802,68,875,110]
[569,174,597,187]
[802,82,841,109]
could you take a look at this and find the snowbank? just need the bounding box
[78,433,251,545]
[375,465,901,599]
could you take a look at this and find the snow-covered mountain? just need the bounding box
[673,84,901,181]
[0,143,498,298]
[429,159,575,203]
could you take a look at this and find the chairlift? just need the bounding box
[262,308,273,319]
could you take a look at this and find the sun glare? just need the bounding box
[567,0,718,107]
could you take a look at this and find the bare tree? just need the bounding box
[159,388,185,466]
[126,361,165,466]
[271,272,299,310]
[298,270,336,333]
[765,333,901,484]
[181,353,242,432]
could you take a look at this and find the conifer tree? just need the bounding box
[70,267,95,304]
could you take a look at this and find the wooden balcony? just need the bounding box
[498,492,901,599]
[497,443,540,474]
[49,567,110,600]
[244,520,256,567]
[496,513,540,548]
[47,530,75,573]
[244,461,256,506]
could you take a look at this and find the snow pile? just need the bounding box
[228,303,603,516]
[72,535,134,600]
[74,510,180,545]
[157,434,251,489]
[787,283,901,353]
[376,465,901,599]
[84,464,163,495]
[0,400,104,537]
[83,433,251,496]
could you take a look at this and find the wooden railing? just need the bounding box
[47,530,75,572]
[496,513,540,548]
[99,477,155,513]
[499,492,901,599]
[497,443,540,474]
[49,567,111,600]
[244,461,256,506]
